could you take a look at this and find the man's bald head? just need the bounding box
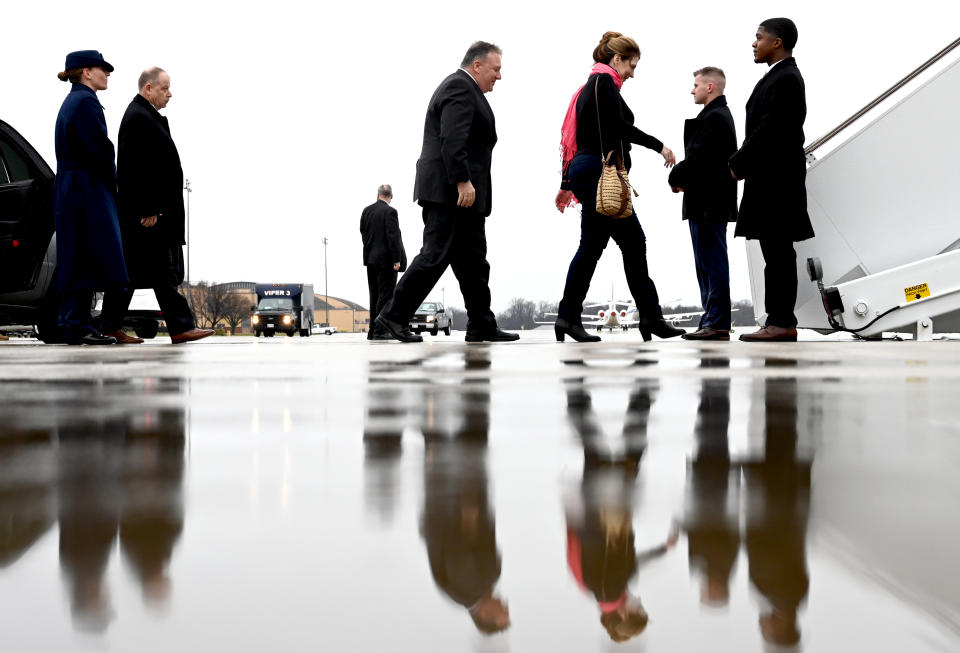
[138,67,172,110]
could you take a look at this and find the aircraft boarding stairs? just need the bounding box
[746,37,960,339]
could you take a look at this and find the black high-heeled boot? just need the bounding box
[637,317,685,342]
[554,318,601,343]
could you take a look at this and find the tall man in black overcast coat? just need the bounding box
[669,67,738,341]
[729,18,815,342]
[360,184,406,340]
[100,67,213,344]
[376,42,519,343]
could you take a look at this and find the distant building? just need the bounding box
[314,295,370,333]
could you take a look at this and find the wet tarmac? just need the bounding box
[1,331,959,652]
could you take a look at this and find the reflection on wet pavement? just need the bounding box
[1,334,959,651]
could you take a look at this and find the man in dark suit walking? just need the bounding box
[376,42,518,343]
[669,67,738,341]
[99,67,213,344]
[360,184,406,340]
[729,18,814,342]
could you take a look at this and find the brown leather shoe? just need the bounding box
[739,326,798,342]
[105,330,144,344]
[170,328,215,344]
[681,327,730,341]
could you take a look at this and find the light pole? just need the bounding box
[184,178,192,310]
[322,236,329,327]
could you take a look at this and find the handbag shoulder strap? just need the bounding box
[594,75,627,166]
[594,76,605,159]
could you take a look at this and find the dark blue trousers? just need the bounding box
[558,154,663,322]
[59,291,96,341]
[688,221,731,330]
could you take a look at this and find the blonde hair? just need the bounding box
[592,31,641,64]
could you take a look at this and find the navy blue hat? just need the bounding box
[64,50,114,73]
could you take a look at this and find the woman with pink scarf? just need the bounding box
[553,32,683,343]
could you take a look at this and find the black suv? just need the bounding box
[409,301,452,336]
[0,119,161,342]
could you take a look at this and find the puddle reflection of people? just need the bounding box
[418,350,509,634]
[57,419,125,631]
[57,403,186,630]
[0,429,57,570]
[363,381,405,525]
[682,360,740,608]
[563,378,677,642]
[744,376,810,647]
[119,409,186,609]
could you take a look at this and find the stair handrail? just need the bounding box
[805,36,960,156]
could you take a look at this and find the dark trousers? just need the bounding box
[381,202,496,331]
[100,284,195,336]
[366,265,397,337]
[689,221,731,330]
[59,291,96,341]
[558,154,663,322]
[758,238,798,328]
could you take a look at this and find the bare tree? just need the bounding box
[188,281,232,330]
[536,300,559,322]
[222,292,250,334]
[496,297,537,330]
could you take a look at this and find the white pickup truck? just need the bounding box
[311,323,338,335]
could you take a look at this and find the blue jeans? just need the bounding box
[688,221,731,330]
[558,154,663,322]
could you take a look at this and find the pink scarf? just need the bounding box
[560,63,623,176]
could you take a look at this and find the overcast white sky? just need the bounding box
[5,1,959,313]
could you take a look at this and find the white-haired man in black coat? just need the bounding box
[100,67,213,344]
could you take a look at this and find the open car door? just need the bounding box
[0,119,55,294]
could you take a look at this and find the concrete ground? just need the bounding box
[1,330,959,652]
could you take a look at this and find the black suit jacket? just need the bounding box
[413,69,497,217]
[729,58,813,241]
[668,96,738,223]
[360,199,406,270]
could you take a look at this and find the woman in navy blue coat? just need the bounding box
[54,50,128,345]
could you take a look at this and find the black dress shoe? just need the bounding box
[637,318,685,342]
[375,315,423,343]
[67,331,117,346]
[681,327,730,341]
[464,328,519,342]
[554,318,601,343]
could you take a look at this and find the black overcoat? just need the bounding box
[360,199,406,270]
[729,58,814,241]
[413,70,497,218]
[117,94,186,287]
[53,84,128,292]
[668,96,738,223]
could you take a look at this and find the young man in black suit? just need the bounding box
[729,18,815,342]
[669,67,738,341]
[360,184,406,340]
[376,42,519,343]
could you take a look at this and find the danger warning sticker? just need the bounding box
[905,283,930,302]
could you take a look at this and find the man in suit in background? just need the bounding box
[376,42,518,343]
[669,67,738,341]
[99,67,213,345]
[729,18,814,342]
[360,184,406,340]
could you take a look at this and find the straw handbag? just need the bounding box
[593,77,638,218]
